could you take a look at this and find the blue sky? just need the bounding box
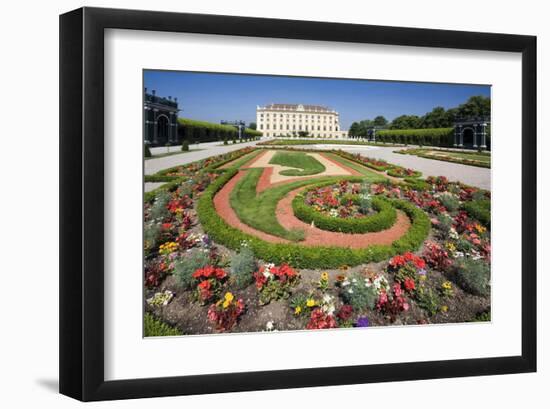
[144,70,490,129]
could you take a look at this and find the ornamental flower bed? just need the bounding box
[304,180,374,219]
[143,148,491,335]
[387,166,422,178]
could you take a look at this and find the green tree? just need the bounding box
[349,121,360,136]
[373,115,388,127]
[390,115,421,129]
[457,95,491,119]
[248,122,257,130]
[421,106,449,128]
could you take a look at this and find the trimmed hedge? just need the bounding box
[292,182,397,234]
[377,128,454,147]
[178,118,259,143]
[462,199,491,228]
[197,169,431,269]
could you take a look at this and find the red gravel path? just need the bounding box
[213,170,412,248]
[254,152,362,193]
[213,170,288,243]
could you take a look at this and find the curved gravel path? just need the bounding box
[213,170,412,248]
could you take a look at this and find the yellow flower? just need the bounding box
[475,224,486,234]
[222,292,234,309]
[442,281,452,290]
[294,306,302,315]
[321,272,329,281]
[441,305,449,313]
[306,298,316,307]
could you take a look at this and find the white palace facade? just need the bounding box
[256,103,348,138]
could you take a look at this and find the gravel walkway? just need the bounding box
[286,144,491,190]
[145,140,262,175]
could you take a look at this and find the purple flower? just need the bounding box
[356,317,370,327]
[417,269,427,276]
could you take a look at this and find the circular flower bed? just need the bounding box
[292,180,397,233]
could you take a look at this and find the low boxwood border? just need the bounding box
[197,169,431,269]
[292,181,397,234]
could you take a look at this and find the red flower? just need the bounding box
[404,277,416,292]
[192,266,227,280]
[306,308,338,330]
[337,305,354,321]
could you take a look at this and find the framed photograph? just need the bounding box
[60,7,537,401]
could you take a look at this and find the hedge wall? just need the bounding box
[178,118,260,143]
[376,128,454,147]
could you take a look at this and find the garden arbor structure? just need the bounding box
[453,117,490,150]
[221,120,246,139]
[144,88,180,146]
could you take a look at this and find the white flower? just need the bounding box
[323,294,333,303]
[352,278,358,284]
[266,321,274,331]
[348,288,354,294]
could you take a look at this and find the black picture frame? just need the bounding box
[59,7,537,401]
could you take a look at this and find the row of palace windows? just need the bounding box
[259,124,339,131]
[264,132,339,138]
[259,113,337,120]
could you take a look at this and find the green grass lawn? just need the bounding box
[269,151,326,176]
[230,168,338,241]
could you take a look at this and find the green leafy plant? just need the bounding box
[144,313,181,337]
[339,273,379,311]
[144,222,161,255]
[462,199,491,228]
[453,258,490,296]
[173,248,211,289]
[438,192,460,212]
[230,245,257,288]
[415,286,441,316]
[149,191,171,221]
[181,140,190,151]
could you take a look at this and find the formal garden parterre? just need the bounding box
[143,147,491,336]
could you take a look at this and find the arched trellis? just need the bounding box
[453,117,490,150]
[143,88,180,146]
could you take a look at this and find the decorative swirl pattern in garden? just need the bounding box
[143,147,491,335]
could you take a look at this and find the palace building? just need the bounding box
[256,104,347,138]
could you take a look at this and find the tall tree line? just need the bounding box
[348,95,490,136]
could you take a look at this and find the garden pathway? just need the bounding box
[279,144,491,190]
